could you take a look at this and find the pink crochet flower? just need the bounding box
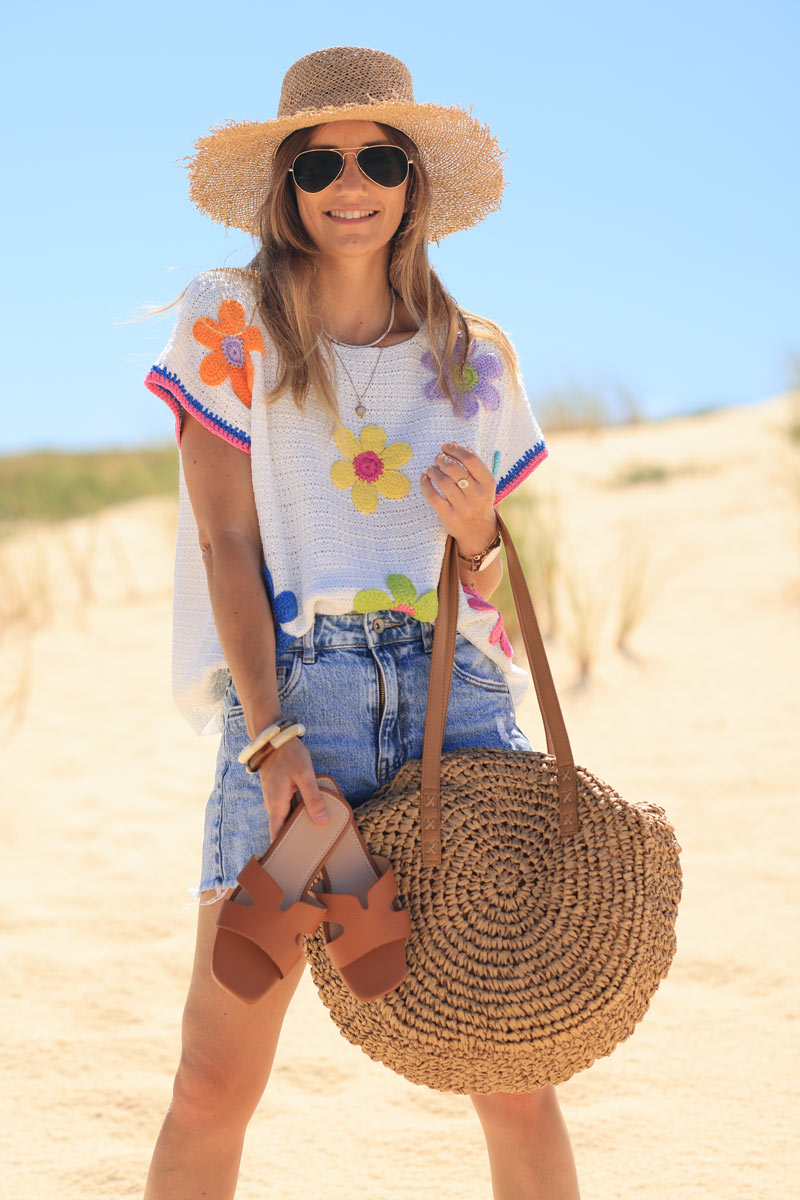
[462,585,513,657]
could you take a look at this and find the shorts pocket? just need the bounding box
[222,651,305,726]
[275,652,303,702]
[451,633,510,693]
[221,699,249,765]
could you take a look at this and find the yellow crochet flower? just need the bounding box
[330,424,412,515]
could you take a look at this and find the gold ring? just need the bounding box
[457,477,470,489]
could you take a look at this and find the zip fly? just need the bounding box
[370,615,403,720]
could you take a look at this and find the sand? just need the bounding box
[1,395,798,1199]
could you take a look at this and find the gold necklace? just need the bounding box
[334,346,385,419]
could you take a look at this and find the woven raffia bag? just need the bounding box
[304,514,682,1093]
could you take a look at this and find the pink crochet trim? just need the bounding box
[145,367,250,454]
[494,443,548,504]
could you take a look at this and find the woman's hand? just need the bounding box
[420,441,498,556]
[256,735,330,839]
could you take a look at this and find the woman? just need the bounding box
[144,45,580,1200]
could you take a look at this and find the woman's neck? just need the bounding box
[314,255,396,346]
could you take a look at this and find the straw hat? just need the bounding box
[186,46,505,243]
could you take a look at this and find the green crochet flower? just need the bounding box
[353,573,438,622]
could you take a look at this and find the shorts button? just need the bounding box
[372,617,385,633]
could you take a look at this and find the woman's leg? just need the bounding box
[143,893,305,1200]
[470,1088,580,1200]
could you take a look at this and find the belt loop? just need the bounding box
[302,622,317,663]
[420,620,434,653]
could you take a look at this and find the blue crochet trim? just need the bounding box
[146,365,251,452]
[495,439,548,501]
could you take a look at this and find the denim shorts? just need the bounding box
[197,610,534,895]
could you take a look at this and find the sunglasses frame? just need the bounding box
[288,144,414,193]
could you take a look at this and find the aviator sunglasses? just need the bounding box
[289,144,413,194]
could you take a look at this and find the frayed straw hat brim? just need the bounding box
[186,63,505,243]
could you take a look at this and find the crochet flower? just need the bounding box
[262,565,299,654]
[330,424,412,515]
[462,584,513,658]
[353,574,438,622]
[192,299,264,408]
[421,340,503,420]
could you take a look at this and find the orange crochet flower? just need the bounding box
[192,299,264,408]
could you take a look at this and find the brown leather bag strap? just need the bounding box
[420,512,579,867]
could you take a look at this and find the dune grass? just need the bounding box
[789,408,800,445]
[496,486,655,680]
[532,382,645,432]
[0,446,178,524]
[786,359,800,444]
[607,459,705,488]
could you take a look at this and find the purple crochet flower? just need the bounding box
[421,341,503,419]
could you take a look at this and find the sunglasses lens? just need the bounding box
[292,150,343,193]
[357,145,409,188]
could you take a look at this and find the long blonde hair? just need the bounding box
[245,123,521,423]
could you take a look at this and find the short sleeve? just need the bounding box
[144,269,265,454]
[481,356,548,504]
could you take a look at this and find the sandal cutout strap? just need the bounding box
[217,863,324,978]
[316,861,412,972]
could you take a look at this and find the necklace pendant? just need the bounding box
[355,403,366,418]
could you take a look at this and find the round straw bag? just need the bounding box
[304,515,682,1093]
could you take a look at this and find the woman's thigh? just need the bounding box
[175,894,305,1118]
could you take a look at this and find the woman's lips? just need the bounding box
[325,209,378,223]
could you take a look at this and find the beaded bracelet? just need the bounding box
[245,723,306,774]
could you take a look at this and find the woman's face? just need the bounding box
[293,120,409,262]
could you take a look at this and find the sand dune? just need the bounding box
[1,396,797,1198]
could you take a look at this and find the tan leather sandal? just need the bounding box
[212,788,352,1004]
[312,776,412,1003]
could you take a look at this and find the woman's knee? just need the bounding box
[170,1045,267,1132]
[470,1085,558,1127]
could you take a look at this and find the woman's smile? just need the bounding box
[325,208,379,222]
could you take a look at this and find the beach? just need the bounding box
[1,395,797,1198]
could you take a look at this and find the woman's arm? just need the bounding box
[458,553,503,601]
[180,413,280,736]
[179,412,329,834]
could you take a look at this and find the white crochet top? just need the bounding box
[145,269,548,735]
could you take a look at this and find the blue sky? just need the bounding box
[2,0,797,452]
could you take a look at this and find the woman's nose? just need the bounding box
[337,151,367,189]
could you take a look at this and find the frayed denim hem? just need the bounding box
[187,882,238,907]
